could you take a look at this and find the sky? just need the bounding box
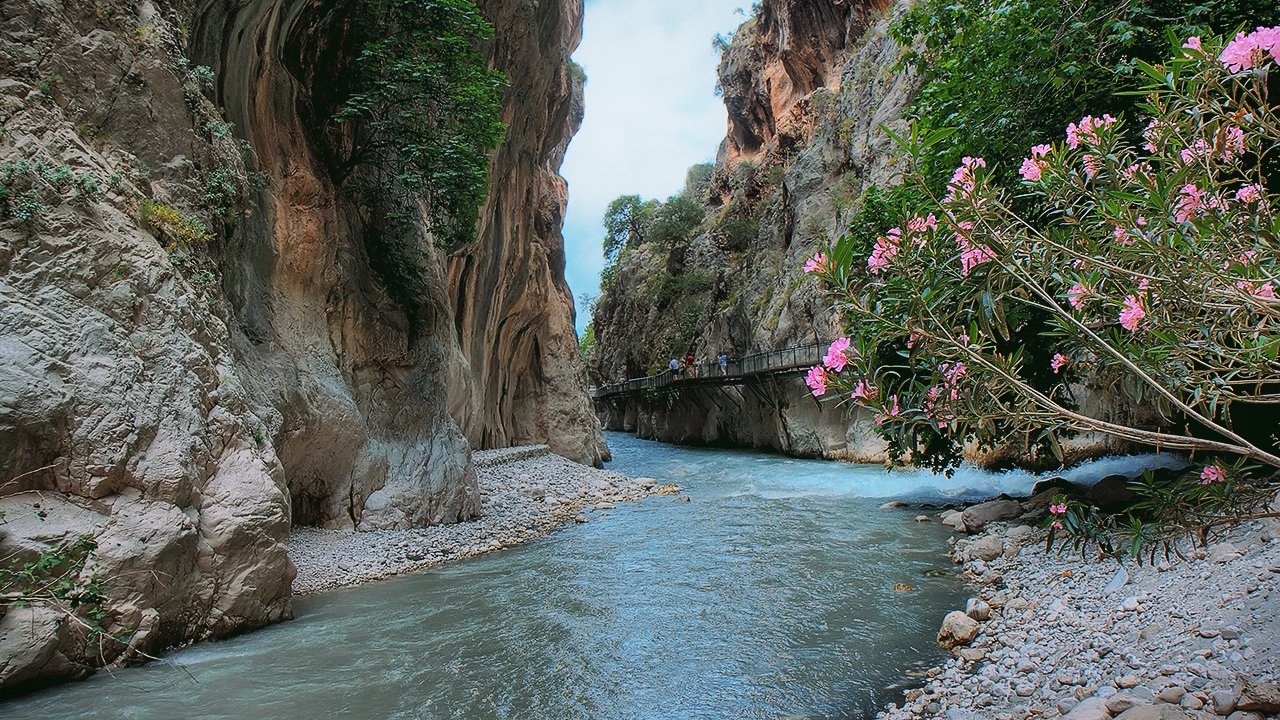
[562,0,750,335]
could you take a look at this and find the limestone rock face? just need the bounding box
[0,0,596,690]
[591,0,918,460]
[718,0,891,164]
[450,0,607,467]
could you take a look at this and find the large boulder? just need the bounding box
[937,611,979,649]
[1238,677,1280,713]
[1085,474,1141,510]
[1114,705,1194,719]
[1064,698,1114,720]
[961,500,1021,532]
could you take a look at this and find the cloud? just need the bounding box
[563,0,748,335]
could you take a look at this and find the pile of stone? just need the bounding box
[879,498,1280,720]
[288,446,668,594]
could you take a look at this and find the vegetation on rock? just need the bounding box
[809,30,1280,558]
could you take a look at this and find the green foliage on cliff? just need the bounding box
[890,0,1280,184]
[337,0,507,250]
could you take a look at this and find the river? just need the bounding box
[2,433,1177,719]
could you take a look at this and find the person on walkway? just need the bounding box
[694,358,704,378]
[684,352,695,377]
[718,353,728,375]
[669,357,680,377]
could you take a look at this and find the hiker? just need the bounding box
[668,357,680,377]
[718,353,728,375]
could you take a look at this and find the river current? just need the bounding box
[3,433,1176,720]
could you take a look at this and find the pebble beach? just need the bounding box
[880,506,1280,720]
[288,445,674,594]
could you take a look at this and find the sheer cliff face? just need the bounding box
[0,0,595,690]
[719,0,888,164]
[592,0,915,458]
[450,0,607,468]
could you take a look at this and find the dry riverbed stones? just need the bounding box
[288,446,672,594]
[879,503,1280,720]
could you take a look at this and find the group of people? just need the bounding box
[667,352,730,379]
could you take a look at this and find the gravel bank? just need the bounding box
[288,446,673,594]
[880,511,1280,720]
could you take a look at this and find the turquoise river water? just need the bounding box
[2,433,1177,720]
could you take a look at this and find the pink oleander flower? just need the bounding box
[907,213,938,234]
[1179,138,1212,165]
[959,242,994,277]
[1082,154,1101,178]
[867,229,901,274]
[944,157,986,203]
[1236,183,1265,204]
[1018,145,1052,183]
[1049,502,1068,515]
[803,252,828,274]
[1066,114,1116,149]
[1067,283,1088,310]
[823,337,854,372]
[1220,26,1280,73]
[850,380,876,402]
[874,394,901,426]
[941,362,967,385]
[1183,36,1202,51]
[1143,118,1164,153]
[1052,520,1064,530]
[805,366,828,397]
[1236,280,1276,299]
[1051,353,1069,374]
[1119,294,1146,332]
[1199,465,1226,485]
[1174,183,1205,223]
[1225,127,1247,159]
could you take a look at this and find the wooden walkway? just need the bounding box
[591,340,833,399]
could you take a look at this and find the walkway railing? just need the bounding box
[591,339,834,398]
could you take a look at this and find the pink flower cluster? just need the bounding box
[944,156,986,203]
[1049,501,1067,530]
[805,366,829,396]
[1051,353,1069,374]
[1220,26,1280,73]
[1142,119,1165,154]
[1119,294,1146,332]
[1018,144,1052,183]
[1199,465,1226,485]
[850,380,877,403]
[907,213,938,235]
[822,337,854,372]
[1067,283,1089,310]
[1235,280,1276,299]
[1174,183,1205,223]
[874,394,902,426]
[867,228,901,274]
[1066,114,1116,149]
[957,229,994,277]
[1179,128,1247,166]
[922,362,967,428]
[803,252,828,274]
[1236,183,1265,205]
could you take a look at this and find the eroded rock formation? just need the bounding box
[0,0,598,691]
[592,0,916,459]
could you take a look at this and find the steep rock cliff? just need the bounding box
[449,0,607,468]
[0,0,597,690]
[592,0,914,458]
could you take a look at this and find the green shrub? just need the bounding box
[1,156,101,224]
[139,200,211,247]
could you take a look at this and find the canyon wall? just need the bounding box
[0,0,598,691]
[592,0,913,458]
